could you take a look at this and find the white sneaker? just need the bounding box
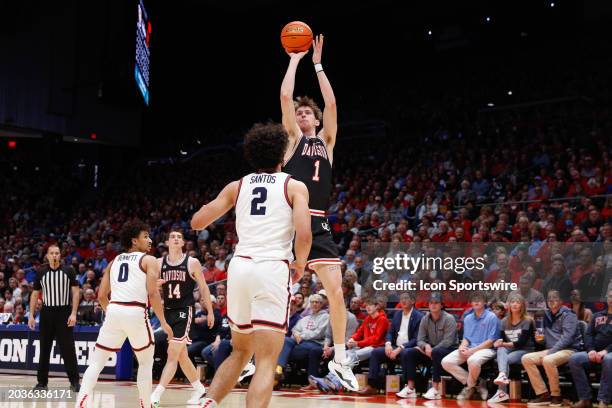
[199,398,217,408]
[457,386,475,401]
[423,387,442,400]
[327,359,359,391]
[488,389,510,403]
[238,360,256,382]
[478,379,488,401]
[151,392,161,408]
[396,385,417,399]
[186,387,206,405]
[494,372,510,386]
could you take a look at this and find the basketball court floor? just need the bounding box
[0,375,535,408]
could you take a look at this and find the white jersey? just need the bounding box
[234,172,295,261]
[109,251,149,305]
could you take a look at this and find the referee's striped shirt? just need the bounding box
[33,265,78,307]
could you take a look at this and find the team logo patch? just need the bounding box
[180,312,187,319]
[321,222,331,232]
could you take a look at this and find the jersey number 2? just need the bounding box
[118,263,129,282]
[168,283,181,299]
[250,187,267,215]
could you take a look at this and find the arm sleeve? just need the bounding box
[485,315,501,341]
[549,312,578,354]
[352,319,366,342]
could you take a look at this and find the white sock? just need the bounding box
[78,347,112,407]
[200,397,217,407]
[334,343,347,363]
[191,380,205,392]
[136,348,154,407]
[153,384,165,396]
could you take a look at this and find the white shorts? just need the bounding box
[95,301,154,353]
[227,256,290,334]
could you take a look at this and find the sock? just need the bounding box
[136,348,154,407]
[334,343,347,363]
[77,347,112,407]
[191,380,205,392]
[153,384,165,396]
[200,398,218,408]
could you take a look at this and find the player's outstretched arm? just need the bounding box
[191,181,238,230]
[288,179,312,283]
[190,257,215,329]
[281,51,308,146]
[144,255,172,337]
[98,262,113,311]
[312,34,337,153]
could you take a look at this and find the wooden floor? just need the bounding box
[0,375,533,407]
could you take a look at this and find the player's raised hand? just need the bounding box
[312,34,324,65]
[287,50,309,60]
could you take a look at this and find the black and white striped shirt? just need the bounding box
[33,265,78,307]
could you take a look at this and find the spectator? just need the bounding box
[274,294,329,382]
[521,289,582,406]
[349,297,366,321]
[489,293,536,403]
[187,300,222,361]
[542,255,574,302]
[577,257,608,302]
[442,291,500,401]
[80,289,95,306]
[509,274,546,310]
[568,288,612,408]
[570,289,593,324]
[358,292,424,396]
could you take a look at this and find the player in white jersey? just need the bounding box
[192,122,311,408]
[76,221,172,408]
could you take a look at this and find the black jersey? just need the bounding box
[160,254,196,309]
[282,135,332,212]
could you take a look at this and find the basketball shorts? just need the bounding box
[227,256,290,334]
[165,306,193,344]
[95,301,154,353]
[306,213,341,268]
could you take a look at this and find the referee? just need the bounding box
[28,244,81,391]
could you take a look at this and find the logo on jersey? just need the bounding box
[180,312,187,319]
[321,222,331,232]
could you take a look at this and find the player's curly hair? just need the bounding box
[120,220,149,250]
[294,96,323,122]
[243,122,289,171]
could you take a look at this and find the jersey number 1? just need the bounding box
[168,283,181,299]
[312,160,320,182]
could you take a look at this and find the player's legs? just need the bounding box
[311,263,346,360]
[76,346,114,408]
[205,330,254,404]
[246,329,285,408]
[135,346,155,408]
[152,340,183,401]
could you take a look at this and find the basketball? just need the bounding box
[280,21,313,53]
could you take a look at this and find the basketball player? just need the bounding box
[280,34,358,390]
[151,230,215,406]
[76,221,172,408]
[192,122,311,408]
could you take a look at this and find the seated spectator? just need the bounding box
[349,296,366,322]
[275,294,329,383]
[522,289,582,406]
[187,297,222,361]
[509,275,546,310]
[286,297,303,337]
[541,255,574,302]
[577,257,607,302]
[569,288,612,408]
[491,301,507,320]
[571,289,593,324]
[215,282,226,297]
[488,293,536,403]
[344,270,362,297]
[442,291,500,401]
[80,289,96,306]
[216,294,227,317]
[358,292,423,396]
[202,313,232,373]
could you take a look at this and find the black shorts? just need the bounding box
[165,306,193,344]
[306,215,341,268]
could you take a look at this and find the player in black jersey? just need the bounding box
[280,34,358,391]
[151,230,215,407]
